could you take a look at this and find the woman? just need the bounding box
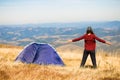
[68,27,111,68]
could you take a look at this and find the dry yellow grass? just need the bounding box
[0,44,120,80]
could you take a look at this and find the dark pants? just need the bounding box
[80,49,97,68]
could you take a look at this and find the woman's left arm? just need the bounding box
[94,35,106,43]
[95,35,112,45]
[105,41,112,45]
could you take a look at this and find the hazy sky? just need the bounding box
[0,0,120,24]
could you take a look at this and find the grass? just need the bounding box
[0,44,120,80]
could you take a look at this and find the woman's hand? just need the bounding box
[67,40,72,43]
[105,41,112,45]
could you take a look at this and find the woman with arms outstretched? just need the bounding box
[68,27,111,68]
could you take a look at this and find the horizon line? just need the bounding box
[0,20,120,26]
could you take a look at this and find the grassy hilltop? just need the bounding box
[0,44,120,80]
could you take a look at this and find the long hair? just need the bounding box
[86,26,94,34]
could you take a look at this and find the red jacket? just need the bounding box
[72,34,106,50]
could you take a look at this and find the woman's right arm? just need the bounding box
[67,35,85,43]
[71,34,85,42]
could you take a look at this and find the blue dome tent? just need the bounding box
[15,43,64,66]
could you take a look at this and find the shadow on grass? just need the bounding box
[99,77,120,80]
[0,70,9,80]
[80,65,97,69]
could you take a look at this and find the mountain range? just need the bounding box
[0,21,120,53]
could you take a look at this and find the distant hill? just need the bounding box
[0,44,23,48]
[0,21,120,28]
[0,21,120,53]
